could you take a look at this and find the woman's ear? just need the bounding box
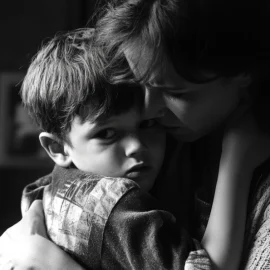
[39,132,72,167]
[235,72,252,88]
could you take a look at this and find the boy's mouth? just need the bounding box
[125,164,152,179]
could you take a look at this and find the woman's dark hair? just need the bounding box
[94,0,270,132]
[95,0,270,83]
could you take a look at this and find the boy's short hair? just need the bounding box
[95,0,270,83]
[21,28,142,144]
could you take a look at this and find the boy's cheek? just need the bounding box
[149,133,166,158]
[140,128,166,156]
[154,131,167,146]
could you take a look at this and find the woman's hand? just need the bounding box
[0,200,85,270]
[222,100,270,171]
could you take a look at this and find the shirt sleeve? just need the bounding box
[102,188,213,270]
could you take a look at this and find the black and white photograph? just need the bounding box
[1,0,270,269]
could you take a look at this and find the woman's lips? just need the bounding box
[165,127,187,134]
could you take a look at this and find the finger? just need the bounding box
[0,260,17,270]
[24,199,44,218]
[22,200,48,238]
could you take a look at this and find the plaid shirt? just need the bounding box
[22,165,212,270]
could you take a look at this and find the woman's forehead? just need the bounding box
[124,42,220,86]
[123,39,165,77]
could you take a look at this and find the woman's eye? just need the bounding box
[166,91,184,99]
[95,129,116,140]
[139,119,158,129]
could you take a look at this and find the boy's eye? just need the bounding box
[95,129,116,140]
[139,119,158,129]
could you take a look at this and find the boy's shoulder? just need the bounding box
[43,166,140,263]
[21,165,140,223]
[45,165,140,212]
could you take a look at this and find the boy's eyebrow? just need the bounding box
[91,116,113,127]
[83,118,113,137]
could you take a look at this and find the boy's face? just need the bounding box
[64,109,166,192]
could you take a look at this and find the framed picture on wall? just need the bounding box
[0,72,53,167]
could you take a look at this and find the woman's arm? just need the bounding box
[0,200,85,270]
[201,109,270,270]
[201,143,252,270]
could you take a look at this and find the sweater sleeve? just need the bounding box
[102,188,212,270]
[240,171,270,269]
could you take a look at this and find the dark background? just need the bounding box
[0,0,104,234]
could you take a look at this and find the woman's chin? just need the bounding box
[168,129,203,142]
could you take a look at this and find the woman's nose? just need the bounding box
[143,86,166,119]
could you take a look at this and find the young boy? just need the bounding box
[21,28,263,270]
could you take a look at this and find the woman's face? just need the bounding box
[126,51,250,141]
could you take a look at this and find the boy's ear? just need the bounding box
[39,132,72,167]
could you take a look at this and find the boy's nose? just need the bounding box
[143,86,167,119]
[124,134,147,158]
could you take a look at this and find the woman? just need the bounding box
[1,0,270,269]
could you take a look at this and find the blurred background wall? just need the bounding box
[0,0,104,234]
